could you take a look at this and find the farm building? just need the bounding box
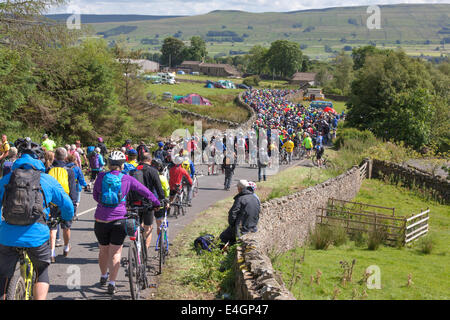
[290,72,318,87]
[179,61,241,77]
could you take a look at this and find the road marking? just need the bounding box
[77,207,96,217]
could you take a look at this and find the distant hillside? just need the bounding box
[45,14,183,24]
[74,4,450,60]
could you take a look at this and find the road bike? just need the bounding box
[122,205,153,300]
[5,216,61,300]
[155,201,169,274]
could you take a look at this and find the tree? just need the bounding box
[346,50,436,149]
[266,40,303,78]
[246,45,269,75]
[186,36,207,61]
[160,37,186,67]
[331,51,354,95]
[351,45,389,70]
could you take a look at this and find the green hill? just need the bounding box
[77,4,450,60]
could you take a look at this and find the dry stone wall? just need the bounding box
[234,166,364,300]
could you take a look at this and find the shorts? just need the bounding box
[154,208,165,220]
[49,207,72,230]
[94,219,127,246]
[0,242,51,289]
[138,208,154,227]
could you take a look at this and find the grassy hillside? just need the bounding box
[81,4,450,60]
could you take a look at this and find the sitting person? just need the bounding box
[219,180,260,248]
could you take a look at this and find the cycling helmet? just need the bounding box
[108,151,126,166]
[127,149,138,155]
[158,141,164,148]
[15,138,44,160]
[247,181,257,192]
[98,137,103,143]
[151,158,163,171]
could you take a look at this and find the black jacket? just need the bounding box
[140,163,165,200]
[228,189,260,236]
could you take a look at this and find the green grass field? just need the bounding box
[273,179,450,300]
[86,4,450,60]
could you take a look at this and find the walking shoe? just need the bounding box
[100,273,109,286]
[63,244,71,257]
[51,256,56,264]
[107,284,116,295]
[55,239,63,247]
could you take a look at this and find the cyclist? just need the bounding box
[65,154,88,221]
[93,151,160,295]
[281,137,295,164]
[47,147,77,262]
[136,141,149,163]
[123,149,138,175]
[302,133,314,158]
[41,134,56,152]
[0,139,74,300]
[97,137,108,158]
[181,150,195,206]
[0,134,11,176]
[128,153,165,251]
[151,158,170,240]
[153,142,167,163]
[168,156,192,210]
[2,147,17,177]
[87,147,105,192]
[314,144,325,168]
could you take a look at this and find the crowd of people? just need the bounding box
[0,88,342,300]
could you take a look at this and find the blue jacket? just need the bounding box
[66,162,87,193]
[0,154,74,248]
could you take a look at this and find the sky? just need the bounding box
[49,0,450,16]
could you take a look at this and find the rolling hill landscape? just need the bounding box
[47,3,450,60]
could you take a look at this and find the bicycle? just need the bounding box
[280,149,289,165]
[170,184,186,218]
[155,201,169,275]
[312,154,334,169]
[122,206,153,300]
[5,216,61,300]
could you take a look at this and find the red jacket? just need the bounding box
[169,165,193,190]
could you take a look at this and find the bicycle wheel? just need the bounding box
[128,244,140,300]
[140,228,148,268]
[311,155,318,166]
[158,232,165,274]
[6,274,27,300]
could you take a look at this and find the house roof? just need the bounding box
[291,72,317,81]
[181,61,202,65]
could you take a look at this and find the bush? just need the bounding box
[309,223,348,250]
[416,236,436,254]
[350,230,368,247]
[367,226,388,250]
[334,128,378,150]
[243,75,260,87]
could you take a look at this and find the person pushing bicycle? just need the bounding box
[0,139,74,300]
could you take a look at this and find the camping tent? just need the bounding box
[177,94,212,106]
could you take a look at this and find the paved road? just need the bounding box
[46,160,308,300]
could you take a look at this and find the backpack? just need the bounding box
[87,146,95,155]
[154,149,164,161]
[127,167,146,205]
[48,166,70,195]
[2,165,48,226]
[101,172,125,207]
[182,160,191,174]
[194,234,216,254]
[89,153,100,170]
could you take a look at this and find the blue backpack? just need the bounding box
[101,172,126,207]
[194,234,216,254]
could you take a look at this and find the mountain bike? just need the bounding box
[122,206,153,300]
[171,184,186,218]
[155,201,169,274]
[312,153,334,169]
[280,149,289,165]
[6,216,61,300]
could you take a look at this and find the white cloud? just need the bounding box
[49,0,450,15]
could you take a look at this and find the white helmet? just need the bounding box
[173,155,183,165]
[108,151,126,166]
